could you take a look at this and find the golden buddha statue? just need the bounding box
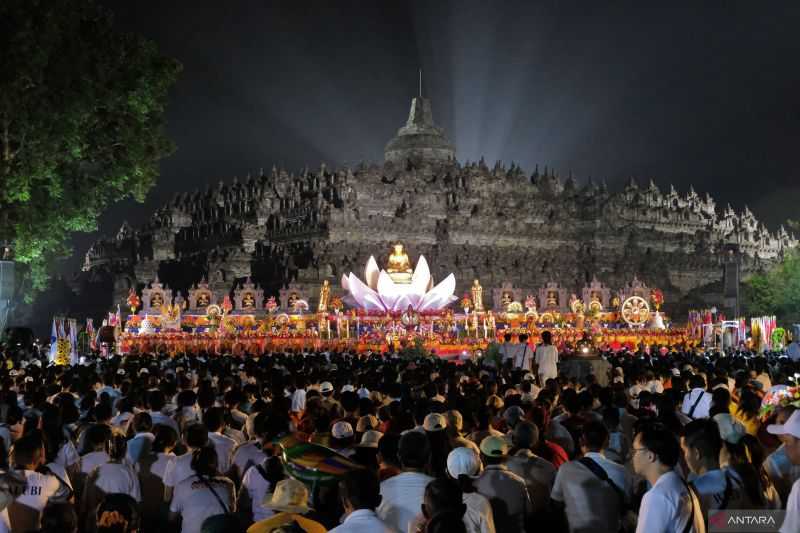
[471,279,484,311]
[243,292,255,309]
[150,292,163,308]
[387,243,413,283]
[318,279,330,312]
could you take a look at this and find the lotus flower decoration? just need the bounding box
[341,255,457,312]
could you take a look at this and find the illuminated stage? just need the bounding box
[120,244,692,356]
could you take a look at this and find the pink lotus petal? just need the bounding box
[365,256,380,291]
[418,274,457,312]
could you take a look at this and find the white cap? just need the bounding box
[331,421,354,439]
[356,430,383,448]
[319,381,334,394]
[423,413,448,432]
[767,410,800,439]
[341,384,355,393]
[447,447,482,478]
[357,387,371,399]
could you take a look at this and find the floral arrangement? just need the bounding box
[650,289,664,311]
[759,386,800,420]
[461,294,472,310]
[507,301,524,313]
[525,295,537,310]
[221,295,233,314]
[265,296,278,313]
[330,297,343,312]
[126,288,140,314]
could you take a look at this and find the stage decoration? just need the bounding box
[340,244,457,312]
[506,301,524,313]
[292,299,310,313]
[471,279,484,311]
[126,288,140,315]
[159,303,181,331]
[318,280,331,312]
[759,385,799,421]
[771,327,787,350]
[620,296,650,327]
[221,295,233,315]
[650,288,664,311]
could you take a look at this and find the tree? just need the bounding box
[0,0,180,300]
[742,249,800,324]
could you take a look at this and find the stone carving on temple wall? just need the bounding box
[234,277,263,312]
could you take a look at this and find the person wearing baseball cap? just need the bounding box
[474,435,532,532]
[444,447,495,533]
[768,410,800,533]
[331,421,355,458]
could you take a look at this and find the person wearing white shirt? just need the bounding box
[551,421,631,533]
[534,331,559,385]
[0,433,71,533]
[79,424,113,474]
[163,423,210,492]
[681,375,712,420]
[204,407,236,476]
[330,468,397,533]
[681,419,748,515]
[377,431,434,533]
[632,425,705,533]
[169,447,236,533]
[444,447,496,533]
[148,389,180,434]
[766,409,800,533]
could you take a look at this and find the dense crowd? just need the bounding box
[0,332,798,533]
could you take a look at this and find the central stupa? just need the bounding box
[384,97,455,165]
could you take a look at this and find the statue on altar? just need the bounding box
[484,310,496,337]
[569,294,585,315]
[546,290,558,308]
[401,304,420,329]
[318,279,330,312]
[197,292,210,308]
[387,243,413,283]
[150,292,163,308]
[243,292,255,309]
[611,293,621,310]
[288,292,299,309]
[501,290,513,310]
[471,279,484,311]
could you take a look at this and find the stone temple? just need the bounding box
[74,97,797,316]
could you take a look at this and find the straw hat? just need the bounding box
[261,478,312,513]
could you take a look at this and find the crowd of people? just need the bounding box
[0,331,798,533]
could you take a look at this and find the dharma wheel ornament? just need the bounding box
[620,296,651,328]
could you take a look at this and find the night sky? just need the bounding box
[67,0,800,272]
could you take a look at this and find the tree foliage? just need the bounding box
[0,0,180,299]
[742,249,800,324]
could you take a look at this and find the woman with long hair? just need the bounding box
[735,389,761,436]
[169,446,236,533]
